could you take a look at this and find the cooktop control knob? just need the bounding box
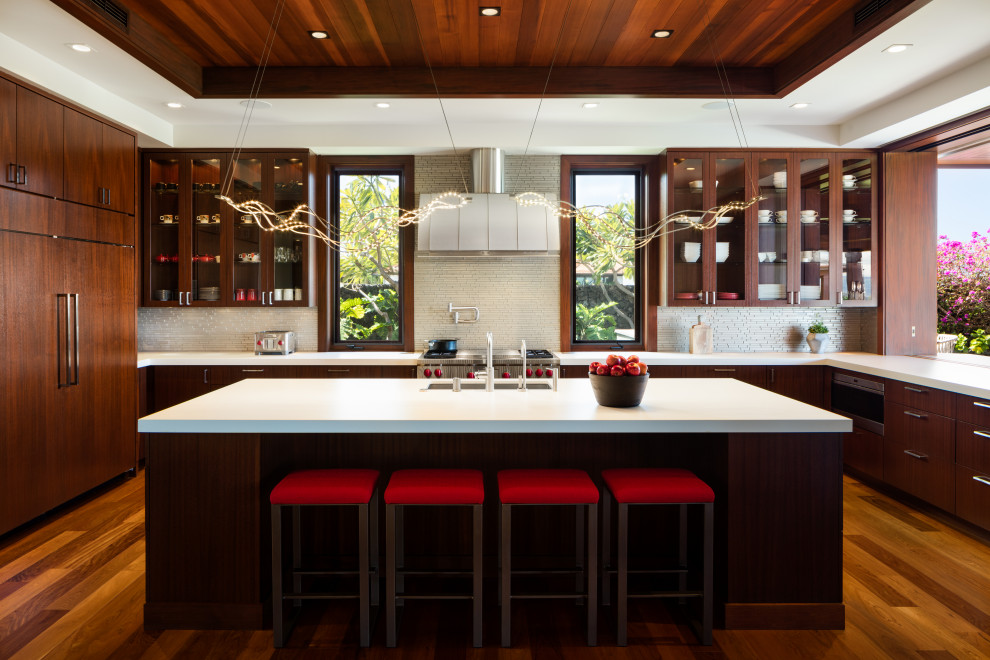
[423,368,432,378]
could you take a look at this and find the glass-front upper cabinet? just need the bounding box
[796,155,831,306]
[146,156,181,305]
[839,155,877,305]
[713,155,748,304]
[755,155,789,303]
[271,156,308,306]
[667,155,705,304]
[191,157,223,304]
[231,156,264,304]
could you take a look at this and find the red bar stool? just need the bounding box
[384,469,484,648]
[601,468,714,646]
[497,468,599,647]
[270,468,380,648]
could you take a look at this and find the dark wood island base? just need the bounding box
[144,430,843,633]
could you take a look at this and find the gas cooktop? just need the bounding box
[419,349,557,361]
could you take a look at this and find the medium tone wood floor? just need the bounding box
[1,471,989,659]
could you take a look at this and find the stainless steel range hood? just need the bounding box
[417,148,559,255]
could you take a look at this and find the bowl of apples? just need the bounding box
[588,354,650,408]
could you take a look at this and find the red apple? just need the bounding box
[605,354,621,367]
[626,354,640,364]
[596,365,609,376]
[625,363,641,376]
[637,362,649,374]
[588,362,600,373]
[610,364,625,377]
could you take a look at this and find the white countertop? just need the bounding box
[138,377,851,435]
[137,350,990,399]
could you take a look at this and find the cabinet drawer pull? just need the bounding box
[974,476,990,487]
[904,386,927,394]
[713,368,736,372]
[974,401,990,410]
[6,163,16,183]
[903,411,927,419]
[903,450,927,460]
[203,369,208,384]
[241,369,265,373]
[327,369,350,373]
[974,430,990,440]
[17,165,26,184]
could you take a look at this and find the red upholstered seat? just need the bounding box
[602,468,714,504]
[497,469,599,504]
[270,469,379,505]
[384,469,485,505]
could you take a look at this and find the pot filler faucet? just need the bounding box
[486,331,495,392]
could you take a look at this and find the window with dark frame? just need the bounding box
[568,167,645,348]
[324,157,414,350]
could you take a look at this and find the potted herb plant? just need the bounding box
[807,319,829,353]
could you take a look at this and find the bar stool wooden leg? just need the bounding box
[271,504,286,648]
[500,502,512,648]
[617,501,628,646]
[703,502,714,646]
[292,506,302,604]
[371,488,380,607]
[386,502,397,648]
[602,487,612,607]
[358,501,370,647]
[678,503,688,604]
[587,502,598,647]
[473,503,483,648]
[575,505,585,596]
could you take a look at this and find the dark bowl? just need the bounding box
[589,373,649,408]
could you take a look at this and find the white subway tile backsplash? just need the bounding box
[138,307,318,352]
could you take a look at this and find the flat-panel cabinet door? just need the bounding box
[0,229,57,534]
[0,78,16,191]
[63,108,103,207]
[103,123,134,214]
[51,239,137,505]
[16,86,63,198]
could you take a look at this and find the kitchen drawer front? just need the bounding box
[321,365,383,378]
[883,439,955,512]
[884,402,954,460]
[956,421,990,473]
[381,365,417,378]
[886,380,954,416]
[681,365,766,388]
[957,394,990,427]
[955,464,990,531]
[214,365,310,384]
[844,426,883,481]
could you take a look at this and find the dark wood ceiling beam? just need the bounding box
[774,0,933,96]
[201,65,775,98]
[48,0,202,96]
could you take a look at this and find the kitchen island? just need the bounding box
[139,377,851,633]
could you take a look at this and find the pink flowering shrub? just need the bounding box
[937,228,990,353]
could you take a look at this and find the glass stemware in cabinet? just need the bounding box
[272,157,307,303]
[713,157,746,302]
[797,157,830,304]
[149,157,180,303]
[669,156,704,303]
[756,157,788,302]
[191,158,222,302]
[841,157,874,303]
[232,158,263,303]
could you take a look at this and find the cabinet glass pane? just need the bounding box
[798,158,830,302]
[756,157,787,301]
[232,158,263,302]
[149,157,180,302]
[714,157,746,301]
[841,158,873,302]
[191,158,222,301]
[273,157,306,302]
[669,157,704,301]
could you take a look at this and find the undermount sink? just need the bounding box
[424,381,552,391]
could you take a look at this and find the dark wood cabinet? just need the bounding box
[844,426,883,480]
[151,366,219,411]
[956,421,990,473]
[682,364,767,388]
[143,150,314,307]
[887,380,954,417]
[955,464,990,530]
[884,401,954,461]
[883,438,955,512]
[63,108,135,214]
[767,365,823,407]
[0,82,64,198]
[957,394,990,427]
[0,223,136,536]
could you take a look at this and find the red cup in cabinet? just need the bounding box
[235,288,245,301]
[247,289,257,301]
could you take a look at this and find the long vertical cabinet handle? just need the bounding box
[18,166,26,185]
[71,293,80,386]
[56,293,69,387]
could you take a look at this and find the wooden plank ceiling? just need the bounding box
[49,0,932,99]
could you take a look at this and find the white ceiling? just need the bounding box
[1,0,989,154]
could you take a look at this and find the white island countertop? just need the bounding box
[138,377,851,435]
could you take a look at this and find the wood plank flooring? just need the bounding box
[1,472,989,658]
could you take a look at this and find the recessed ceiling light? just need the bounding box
[165,102,183,109]
[702,100,734,110]
[790,102,810,109]
[582,102,599,109]
[308,30,330,39]
[375,102,391,109]
[239,99,273,109]
[651,29,673,39]
[480,7,501,16]
[882,44,911,53]
[67,43,93,53]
